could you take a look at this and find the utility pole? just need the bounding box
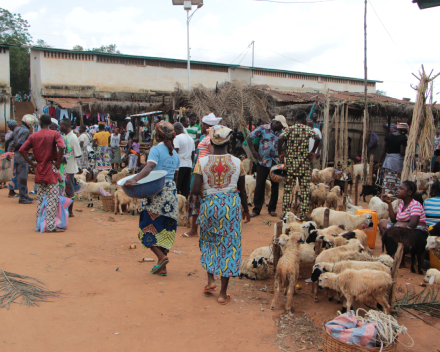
[186,8,191,90]
[250,41,255,85]
[361,0,369,185]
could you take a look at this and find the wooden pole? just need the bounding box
[361,0,369,185]
[342,181,348,208]
[323,208,330,228]
[321,92,330,169]
[354,175,359,206]
[273,220,283,273]
[368,154,374,185]
[390,243,404,309]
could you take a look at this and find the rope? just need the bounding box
[355,308,414,351]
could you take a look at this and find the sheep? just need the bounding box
[276,234,290,255]
[318,269,392,314]
[177,195,190,227]
[281,212,306,236]
[108,167,132,184]
[239,256,269,280]
[353,163,370,181]
[96,171,112,183]
[249,246,274,264]
[338,230,369,250]
[270,233,303,312]
[317,167,343,185]
[245,175,271,206]
[114,189,138,215]
[414,171,440,192]
[346,200,363,214]
[311,169,320,183]
[305,225,346,246]
[424,268,440,285]
[275,234,315,263]
[426,235,440,261]
[314,239,364,264]
[74,169,89,183]
[311,207,374,230]
[326,186,341,211]
[77,179,111,207]
[382,227,428,274]
[242,158,252,175]
[309,183,328,212]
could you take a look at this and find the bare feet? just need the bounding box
[218,294,231,305]
[181,230,198,238]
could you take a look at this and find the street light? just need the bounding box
[172,0,204,90]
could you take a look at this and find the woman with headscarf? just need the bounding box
[192,125,250,304]
[183,113,222,238]
[124,121,180,276]
[379,123,409,196]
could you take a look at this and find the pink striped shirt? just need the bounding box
[197,135,211,161]
[396,199,427,224]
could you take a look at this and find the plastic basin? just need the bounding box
[117,170,167,199]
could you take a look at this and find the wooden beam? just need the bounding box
[273,220,283,274]
[390,243,404,310]
[354,175,359,206]
[323,208,330,228]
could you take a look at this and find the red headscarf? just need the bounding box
[155,121,176,156]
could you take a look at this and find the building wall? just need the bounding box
[0,47,11,131]
[0,47,10,88]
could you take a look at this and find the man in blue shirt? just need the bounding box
[246,116,286,218]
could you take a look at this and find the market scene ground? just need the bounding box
[1,176,439,352]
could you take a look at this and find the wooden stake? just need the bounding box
[273,220,283,273]
[342,181,348,208]
[361,0,369,185]
[323,208,330,228]
[390,243,404,309]
[354,175,359,206]
[368,154,374,185]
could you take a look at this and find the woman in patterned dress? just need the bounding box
[124,121,180,277]
[192,125,250,304]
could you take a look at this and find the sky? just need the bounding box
[1,0,439,101]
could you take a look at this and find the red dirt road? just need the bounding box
[1,177,439,351]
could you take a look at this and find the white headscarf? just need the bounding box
[202,113,222,126]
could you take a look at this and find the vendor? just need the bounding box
[424,181,440,226]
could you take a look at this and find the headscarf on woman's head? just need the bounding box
[209,125,233,145]
[202,113,222,126]
[7,120,17,129]
[155,121,176,156]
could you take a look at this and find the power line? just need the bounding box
[238,46,252,65]
[252,0,334,3]
[230,42,253,65]
[367,0,414,71]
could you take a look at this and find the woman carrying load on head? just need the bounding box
[192,125,250,304]
[124,121,180,277]
[378,123,409,197]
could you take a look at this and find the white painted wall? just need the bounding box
[0,48,10,88]
[0,101,11,133]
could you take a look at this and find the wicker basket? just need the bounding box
[101,195,115,213]
[322,327,398,352]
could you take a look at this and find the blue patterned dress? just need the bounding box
[194,154,246,277]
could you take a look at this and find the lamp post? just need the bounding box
[173,0,203,90]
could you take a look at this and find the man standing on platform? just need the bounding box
[279,111,320,221]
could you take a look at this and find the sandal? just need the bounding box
[150,258,169,274]
[218,294,231,305]
[249,213,259,218]
[269,212,278,217]
[204,284,217,292]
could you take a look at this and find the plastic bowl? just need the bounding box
[117,170,167,199]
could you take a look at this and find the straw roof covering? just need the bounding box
[174,81,271,128]
[72,101,172,117]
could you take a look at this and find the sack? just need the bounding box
[36,196,73,233]
[0,153,14,183]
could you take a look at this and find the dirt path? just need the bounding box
[1,177,439,351]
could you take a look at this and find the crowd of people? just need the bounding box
[4,103,440,304]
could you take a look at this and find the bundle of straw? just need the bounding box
[321,93,331,169]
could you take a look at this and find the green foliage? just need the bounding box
[0,8,32,95]
[73,43,121,54]
[35,39,51,48]
[376,90,387,96]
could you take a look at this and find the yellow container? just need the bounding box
[356,209,379,249]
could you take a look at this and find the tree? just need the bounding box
[72,45,84,51]
[90,44,121,54]
[0,8,32,95]
[376,89,387,96]
[35,39,51,48]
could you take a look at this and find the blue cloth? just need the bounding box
[8,162,28,200]
[248,124,280,168]
[148,144,180,180]
[11,125,29,163]
[197,191,242,277]
[424,197,440,226]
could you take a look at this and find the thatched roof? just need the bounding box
[173,82,271,128]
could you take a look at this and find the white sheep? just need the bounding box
[177,195,190,227]
[311,207,373,230]
[239,256,269,280]
[345,196,363,214]
[311,169,321,183]
[275,234,315,264]
[318,269,393,314]
[329,230,369,251]
[315,239,364,264]
[414,171,440,192]
[108,167,132,184]
[74,169,89,183]
[326,186,341,211]
[317,167,343,185]
[114,189,138,215]
[245,175,271,206]
[424,268,440,285]
[352,164,370,181]
[309,183,328,212]
[426,235,440,261]
[270,233,302,312]
[249,246,274,264]
[96,171,112,183]
[242,158,252,175]
[77,179,111,207]
[368,197,399,220]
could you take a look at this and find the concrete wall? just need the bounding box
[0,47,10,88]
[0,101,11,133]
[0,47,11,132]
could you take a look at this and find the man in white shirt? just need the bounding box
[60,119,82,217]
[307,120,322,170]
[173,122,195,198]
[125,117,133,141]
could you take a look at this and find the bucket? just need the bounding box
[356,209,378,249]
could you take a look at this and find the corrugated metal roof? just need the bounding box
[44,98,100,109]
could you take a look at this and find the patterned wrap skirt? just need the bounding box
[383,168,401,196]
[95,146,111,171]
[78,146,89,170]
[138,180,178,251]
[110,146,122,164]
[197,191,242,277]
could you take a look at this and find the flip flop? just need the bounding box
[250,213,259,218]
[218,294,231,305]
[157,273,167,277]
[151,258,169,274]
[269,212,278,217]
[204,284,217,292]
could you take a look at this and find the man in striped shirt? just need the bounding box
[424,181,440,226]
[186,114,201,144]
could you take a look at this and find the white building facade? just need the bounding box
[0,45,11,132]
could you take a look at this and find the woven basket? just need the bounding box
[101,195,115,213]
[322,327,398,352]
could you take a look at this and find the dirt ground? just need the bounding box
[1,176,440,352]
